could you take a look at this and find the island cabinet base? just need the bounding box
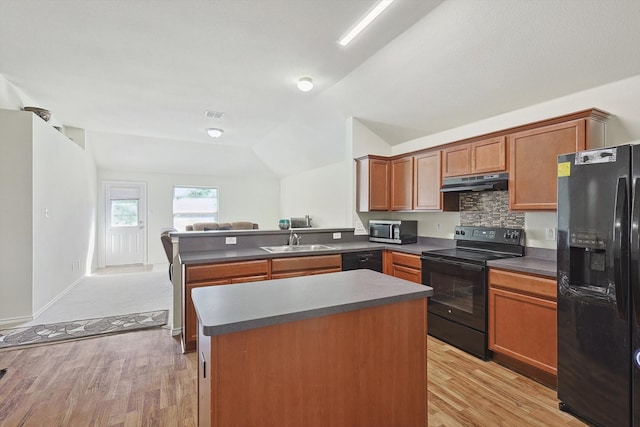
[197,298,427,427]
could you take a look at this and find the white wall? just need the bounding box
[0,110,34,323]
[0,108,97,323]
[97,169,281,266]
[280,162,349,228]
[32,115,97,314]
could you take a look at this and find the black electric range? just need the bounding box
[421,226,525,359]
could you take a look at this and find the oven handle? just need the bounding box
[421,256,485,271]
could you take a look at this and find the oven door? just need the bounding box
[421,255,487,332]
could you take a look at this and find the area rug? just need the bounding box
[0,310,168,350]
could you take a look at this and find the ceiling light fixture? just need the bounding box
[206,128,224,138]
[338,0,395,46]
[297,77,314,92]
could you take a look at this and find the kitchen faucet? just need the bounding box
[288,230,301,246]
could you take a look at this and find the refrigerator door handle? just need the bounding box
[631,177,640,326]
[613,176,629,320]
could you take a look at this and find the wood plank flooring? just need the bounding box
[0,329,197,427]
[0,329,586,426]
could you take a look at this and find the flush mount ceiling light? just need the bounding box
[338,0,395,46]
[206,128,224,138]
[297,77,314,92]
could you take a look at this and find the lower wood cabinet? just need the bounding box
[183,259,270,351]
[184,255,342,351]
[383,251,422,284]
[271,254,342,279]
[488,268,557,387]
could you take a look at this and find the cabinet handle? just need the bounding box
[201,352,206,379]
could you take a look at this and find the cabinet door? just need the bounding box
[489,287,557,375]
[509,119,586,210]
[442,144,470,177]
[488,269,557,378]
[414,150,442,210]
[369,159,390,210]
[356,157,390,211]
[384,251,422,284]
[391,156,414,210]
[186,280,230,346]
[471,137,506,174]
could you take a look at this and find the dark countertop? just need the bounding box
[487,256,557,278]
[178,235,558,278]
[191,269,433,336]
[179,241,449,265]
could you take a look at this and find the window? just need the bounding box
[110,200,138,227]
[173,186,218,231]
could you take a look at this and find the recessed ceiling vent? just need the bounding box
[205,110,225,119]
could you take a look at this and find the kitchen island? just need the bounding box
[192,269,432,427]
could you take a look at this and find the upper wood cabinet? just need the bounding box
[356,156,389,212]
[413,150,441,210]
[470,137,507,174]
[442,144,471,177]
[443,137,507,178]
[390,156,414,210]
[356,109,608,212]
[508,119,585,210]
[413,150,458,211]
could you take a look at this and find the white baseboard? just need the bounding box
[0,315,34,328]
[32,275,84,319]
[170,327,182,336]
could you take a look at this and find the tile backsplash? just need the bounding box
[459,191,524,228]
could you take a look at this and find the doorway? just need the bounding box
[104,181,146,266]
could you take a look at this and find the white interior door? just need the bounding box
[104,182,146,266]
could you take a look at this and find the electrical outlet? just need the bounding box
[225,237,237,245]
[545,227,556,240]
[333,232,342,239]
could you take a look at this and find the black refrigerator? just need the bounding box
[557,144,640,426]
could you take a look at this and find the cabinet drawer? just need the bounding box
[391,265,421,284]
[489,268,556,300]
[186,260,269,283]
[271,255,342,274]
[390,252,421,269]
[271,267,342,280]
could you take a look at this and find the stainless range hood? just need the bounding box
[440,172,508,192]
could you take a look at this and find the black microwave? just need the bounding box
[369,220,417,244]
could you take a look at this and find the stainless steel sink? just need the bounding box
[260,244,336,254]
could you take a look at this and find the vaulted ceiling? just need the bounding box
[1,0,639,177]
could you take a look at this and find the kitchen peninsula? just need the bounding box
[192,269,432,427]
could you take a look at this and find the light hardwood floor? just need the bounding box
[0,330,585,426]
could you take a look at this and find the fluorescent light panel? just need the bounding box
[338,0,395,46]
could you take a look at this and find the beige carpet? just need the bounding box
[12,264,172,329]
